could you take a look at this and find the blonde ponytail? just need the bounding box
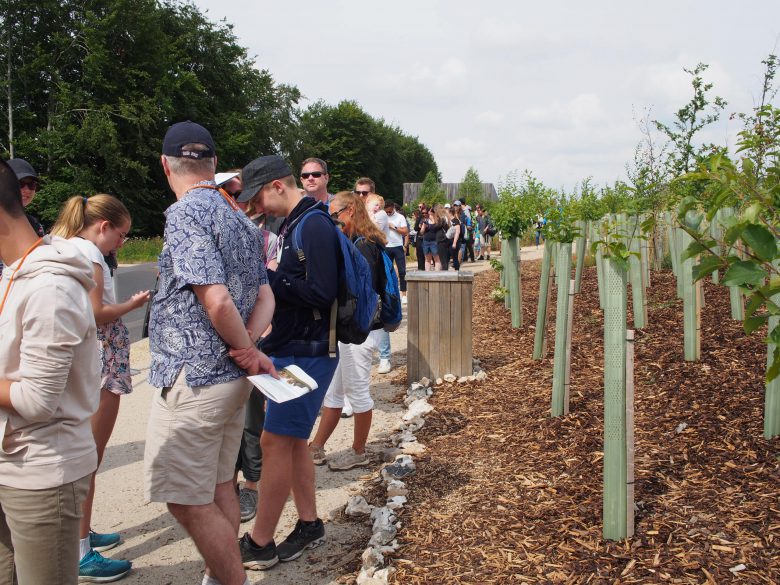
[52,194,130,238]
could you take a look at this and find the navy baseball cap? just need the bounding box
[239,156,293,203]
[162,121,215,159]
[7,158,38,181]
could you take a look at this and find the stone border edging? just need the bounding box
[344,359,486,584]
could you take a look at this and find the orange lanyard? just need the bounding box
[183,183,241,211]
[0,237,44,316]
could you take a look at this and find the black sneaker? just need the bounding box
[277,519,325,562]
[239,533,279,570]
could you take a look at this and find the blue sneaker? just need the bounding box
[79,550,132,582]
[89,530,121,552]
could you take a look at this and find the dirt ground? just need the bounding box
[388,261,779,584]
[93,249,537,584]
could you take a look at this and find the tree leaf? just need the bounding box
[767,347,780,383]
[722,261,768,287]
[741,224,778,262]
[693,255,723,281]
[744,315,768,335]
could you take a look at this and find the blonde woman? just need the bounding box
[52,194,149,581]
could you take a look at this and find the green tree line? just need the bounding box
[1,0,438,235]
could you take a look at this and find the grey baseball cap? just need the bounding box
[7,158,38,181]
[239,155,293,203]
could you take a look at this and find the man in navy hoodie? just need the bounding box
[234,155,340,570]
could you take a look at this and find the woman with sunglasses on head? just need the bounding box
[51,195,150,581]
[412,205,428,270]
[308,191,388,471]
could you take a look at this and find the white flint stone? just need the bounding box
[346,496,373,516]
[435,377,443,385]
[457,376,469,383]
[386,496,407,510]
[386,480,408,497]
[475,370,487,381]
[467,375,476,382]
[729,564,746,574]
[419,377,431,387]
[356,568,376,584]
[410,382,423,391]
[400,442,427,456]
[373,568,394,583]
[403,399,433,421]
[675,422,688,434]
[405,417,425,431]
[443,374,457,382]
[361,546,384,570]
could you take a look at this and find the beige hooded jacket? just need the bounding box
[0,236,99,489]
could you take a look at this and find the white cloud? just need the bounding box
[475,110,505,127]
[373,58,468,100]
[443,138,487,157]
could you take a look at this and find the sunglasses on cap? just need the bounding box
[301,171,325,179]
[354,190,370,196]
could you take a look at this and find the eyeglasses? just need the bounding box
[354,190,370,196]
[20,179,39,191]
[301,172,325,179]
[330,205,348,219]
[227,190,242,200]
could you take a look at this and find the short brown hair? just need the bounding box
[354,177,375,192]
[301,157,328,174]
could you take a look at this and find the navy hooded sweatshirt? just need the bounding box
[261,197,340,357]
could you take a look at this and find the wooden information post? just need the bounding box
[406,270,474,381]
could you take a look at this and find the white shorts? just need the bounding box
[323,330,381,413]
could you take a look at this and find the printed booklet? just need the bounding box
[247,365,318,403]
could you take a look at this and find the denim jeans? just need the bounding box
[377,329,391,360]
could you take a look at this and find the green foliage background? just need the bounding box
[1,0,437,235]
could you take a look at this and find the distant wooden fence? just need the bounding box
[406,271,473,381]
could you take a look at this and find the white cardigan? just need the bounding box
[0,236,99,489]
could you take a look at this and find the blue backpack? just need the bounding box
[376,246,402,332]
[354,238,403,333]
[292,209,377,350]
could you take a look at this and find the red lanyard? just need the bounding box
[0,237,44,316]
[183,183,241,211]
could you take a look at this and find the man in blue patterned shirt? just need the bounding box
[143,121,276,585]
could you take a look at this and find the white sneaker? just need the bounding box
[378,359,392,374]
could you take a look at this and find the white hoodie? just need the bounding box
[0,236,99,489]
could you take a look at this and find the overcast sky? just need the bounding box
[194,0,780,192]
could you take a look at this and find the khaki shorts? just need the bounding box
[144,373,251,506]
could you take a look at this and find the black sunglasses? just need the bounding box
[301,171,325,179]
[354,190,370,196]
[330,205,348,219]
[20,179,39,191]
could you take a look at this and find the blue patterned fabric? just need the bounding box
[149,183,268,388]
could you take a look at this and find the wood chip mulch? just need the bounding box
[389,262,780,584]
